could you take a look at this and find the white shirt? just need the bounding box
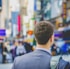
[16,45,26,55]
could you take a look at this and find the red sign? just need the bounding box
[17,15,21,33]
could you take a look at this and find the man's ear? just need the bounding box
[50,35,54,43]
[50,36,52,42]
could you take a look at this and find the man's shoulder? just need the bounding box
[12,53,31,69]
[15,52,33,61]
[15,49,51,63]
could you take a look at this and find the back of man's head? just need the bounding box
[34,21,54,45]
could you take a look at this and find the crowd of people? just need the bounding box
[1,23,70,63]
[0,21,70,69]
[51,23,70,56]
[0,38,34,63]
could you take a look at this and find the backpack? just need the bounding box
[50,55,70,69]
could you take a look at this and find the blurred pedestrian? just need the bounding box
[12,21,54,69]
[51,44,57,56]
[22,39,33,53]
[10,41,17,61]
[16,41,26,56]
[2,43,8,63]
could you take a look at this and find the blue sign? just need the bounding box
[0,29,6,36]
[34,0,37,11]
[11,12,19,24]
[11,12,19,37]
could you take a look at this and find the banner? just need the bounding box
[17,15,21,33]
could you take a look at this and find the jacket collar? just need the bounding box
[35,48,52,56]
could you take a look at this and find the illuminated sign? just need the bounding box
[0,29,6,36]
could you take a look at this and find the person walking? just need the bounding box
[2,43,8,63]
[16,41,26,56]
[12,21,54,69]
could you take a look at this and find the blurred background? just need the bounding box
[0,0,70,69]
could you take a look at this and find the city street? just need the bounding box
[0,0,70,69]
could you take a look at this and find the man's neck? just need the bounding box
[36,43,51,50]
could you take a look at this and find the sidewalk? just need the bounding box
[0,63,12,69]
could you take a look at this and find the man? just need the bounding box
[12,21,54,69]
